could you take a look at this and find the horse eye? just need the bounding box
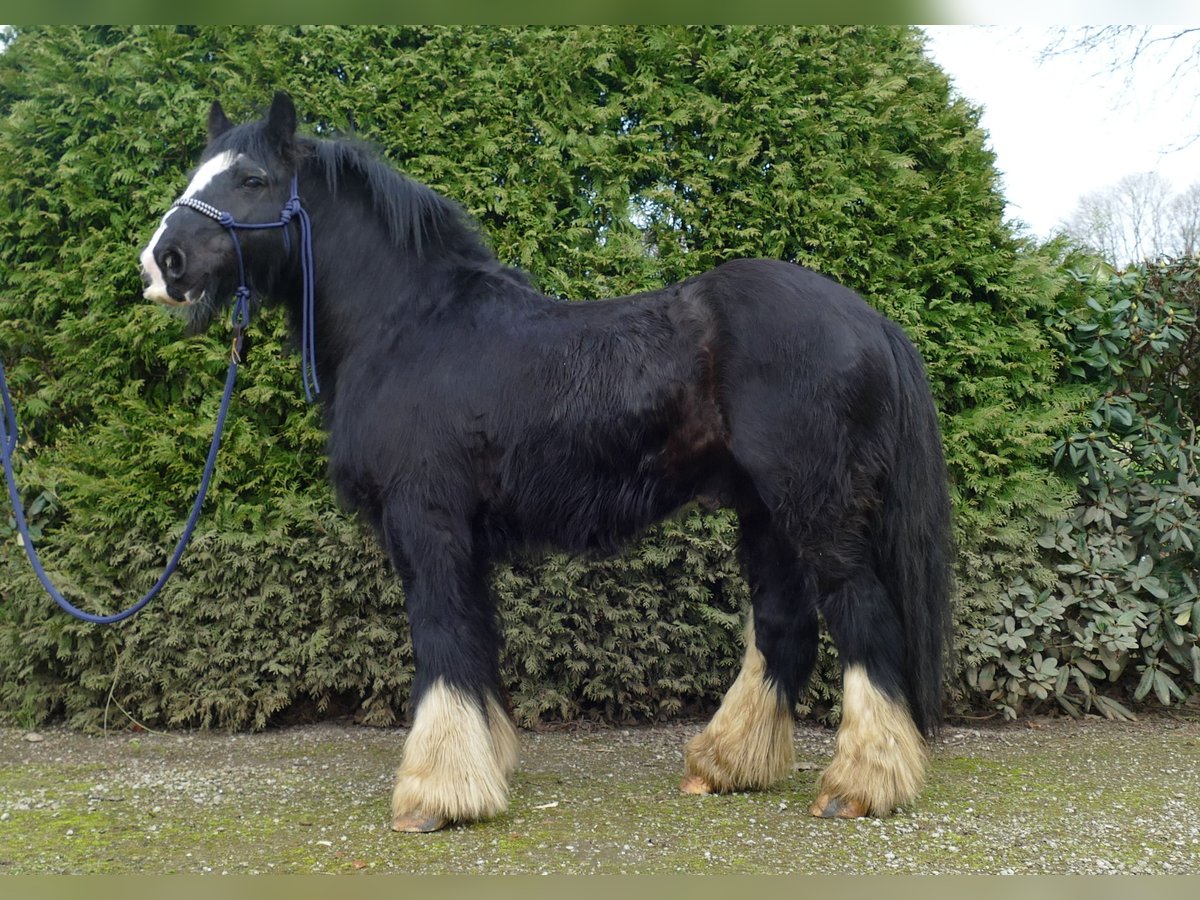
[243,175,266,189]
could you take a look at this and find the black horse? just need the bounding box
[140,93,952,831]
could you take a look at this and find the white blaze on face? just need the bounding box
[140,150,241,304]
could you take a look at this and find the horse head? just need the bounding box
[139,91,299,334]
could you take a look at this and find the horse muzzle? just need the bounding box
[139,247,197,307]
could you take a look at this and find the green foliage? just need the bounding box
[969,258,1200,719]
[1,26,1078,730]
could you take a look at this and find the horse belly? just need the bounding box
[496,383,731,556]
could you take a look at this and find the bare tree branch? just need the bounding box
[1064,173,1200,265]
[1038,26,1200,151]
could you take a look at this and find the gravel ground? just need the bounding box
[1,714,1199,874]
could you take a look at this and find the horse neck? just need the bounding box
[276,172,485,396]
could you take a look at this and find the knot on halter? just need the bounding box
[278,196,301,225]
[232,287,252,328]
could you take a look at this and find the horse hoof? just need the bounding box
[809,794,869,819]
[679,774,715,795]
[391,812,450,833]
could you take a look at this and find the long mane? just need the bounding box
[210,117,495,265]
[301,137,494,265]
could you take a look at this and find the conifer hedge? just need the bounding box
[1,26,1083,729]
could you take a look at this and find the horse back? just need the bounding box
[330,257,900,556]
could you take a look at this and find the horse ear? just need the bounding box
[207,101,234,143]
[266,91,297,152]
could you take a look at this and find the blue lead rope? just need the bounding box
[0,171,317,624]
[0,297,246,624]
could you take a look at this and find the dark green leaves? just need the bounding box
[971,259,1200,720]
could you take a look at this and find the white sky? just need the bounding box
[921,25,1200,239]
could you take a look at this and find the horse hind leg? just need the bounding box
[679,618,804,794]
[811,572,927,818]
[681,524,818,794]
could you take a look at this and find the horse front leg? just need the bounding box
[385,506,518,833]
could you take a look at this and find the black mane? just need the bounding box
[210,118,494,265]
[302,137,493,265]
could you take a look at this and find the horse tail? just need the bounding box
[876,321,954,737]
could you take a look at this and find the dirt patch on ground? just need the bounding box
[2,714,1199,874]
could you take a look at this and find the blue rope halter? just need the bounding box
[174,173,319,402]
[0,171,316,624]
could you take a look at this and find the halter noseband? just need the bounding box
[173,172,320,402]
